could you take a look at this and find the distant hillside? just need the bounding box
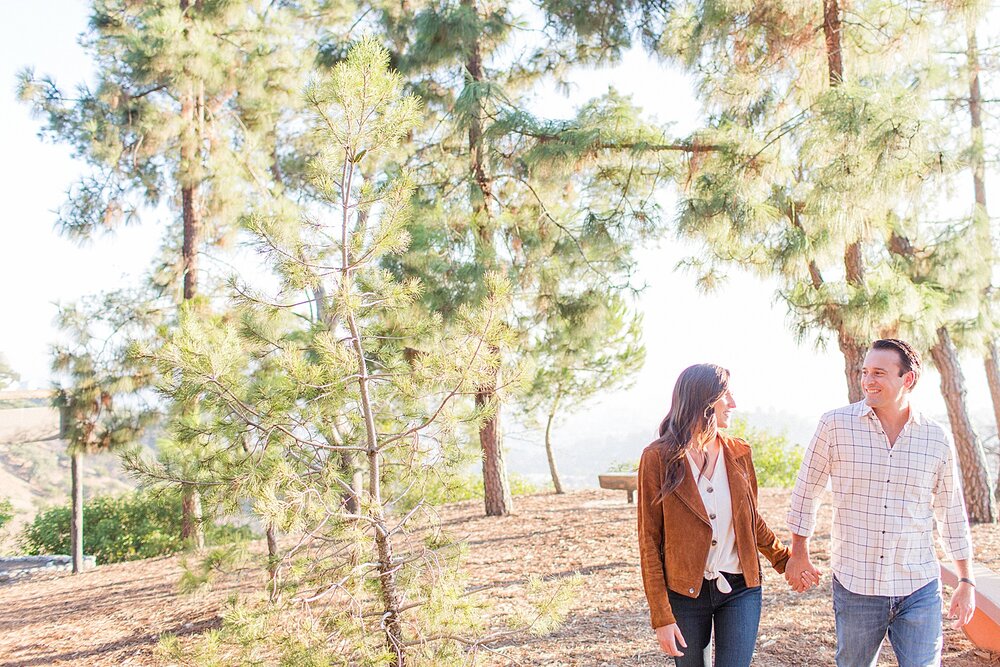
[504,407,819,489]
[505,403,999,489]
[0,404,138,551]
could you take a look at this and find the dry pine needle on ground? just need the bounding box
[0,488,997,666]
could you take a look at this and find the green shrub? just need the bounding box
[604,421,802,488]
[20,490,254,564]
[607,460,639,473]
[0,497,13,530]
[727,418,804,488]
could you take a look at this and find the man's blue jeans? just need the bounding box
[833,576,943,667]
[666,572,761,667]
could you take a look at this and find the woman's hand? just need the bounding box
[654,623,687,656]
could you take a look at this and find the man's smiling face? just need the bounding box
[862,348,914,409]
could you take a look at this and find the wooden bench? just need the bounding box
[940,562,1000,652]
[598,472,638,504]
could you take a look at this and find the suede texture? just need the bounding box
[637,433,791,629]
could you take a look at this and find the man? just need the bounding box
[785,338,976,666]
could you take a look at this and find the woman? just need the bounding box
[637,364,800,666]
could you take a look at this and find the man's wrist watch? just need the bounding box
[958,577,976,588]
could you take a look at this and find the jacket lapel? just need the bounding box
[721,435,752,515]
[675,456,711,526]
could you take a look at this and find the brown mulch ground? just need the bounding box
[0,553,262,667]
[1,488,998,666]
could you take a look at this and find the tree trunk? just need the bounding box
[359,382,405,659]
[180,2,200,301]
[181,188,199,299]
[315,282,363,514]
[371,501,405,665]
[545,394,564,494]
[339,451,364,516]
[71,450,84,574]
[963,26,1000,501]
[985,342,1000,451]
[930,327,996,523]
[967,28,1000,452]
[478,375,514,515]
[178,2,206,548]
[464,0,512,516]
[823,0,843,85]
[837,332,866,404]
[968,29,986,216]
[341,156,406,664]
[266,523,281,602]
[324,419,362,515]
[181,485,206,549]
[792,215,866,403]
[822,0,867,403]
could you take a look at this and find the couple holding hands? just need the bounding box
[637,339,977,666]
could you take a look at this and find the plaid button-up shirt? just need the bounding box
[788,400,973,597]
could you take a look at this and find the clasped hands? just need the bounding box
[784,551,821,592]
[655,553,822,657]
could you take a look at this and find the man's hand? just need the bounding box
[654,623,687,656]
[785,534,821,592]
[948,582,976,629]
[784,553,821,592]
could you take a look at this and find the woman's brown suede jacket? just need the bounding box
[637,433,791,629]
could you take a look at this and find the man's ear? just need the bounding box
[903,370,916,389]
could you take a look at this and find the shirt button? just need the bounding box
[710,513,717,520]
[689,587,695,594]
[712,539,718,546]
[880,555,884,559]
[707,487,714,493]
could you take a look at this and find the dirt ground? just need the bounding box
[1,488,998,666]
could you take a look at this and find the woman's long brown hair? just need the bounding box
[654,363,730,501]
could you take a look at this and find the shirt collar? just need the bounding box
[856,399,925,426]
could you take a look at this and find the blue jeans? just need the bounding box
[666,572,762,667]
[833,576,943,667]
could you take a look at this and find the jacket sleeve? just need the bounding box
[637,446,675,628]
[746,450,791,573]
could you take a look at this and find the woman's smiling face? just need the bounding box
[711,388,736,429]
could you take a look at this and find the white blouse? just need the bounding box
[687,449,742,592]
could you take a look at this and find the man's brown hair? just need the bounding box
[871,338,921,388]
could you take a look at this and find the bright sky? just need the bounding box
[1,2,994,455]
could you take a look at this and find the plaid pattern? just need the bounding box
[788,400,973,597]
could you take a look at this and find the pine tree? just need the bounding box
[132,40,573,664]
[19,0,312,547]
[374,1,682,515]
[654,1,997,519]
[0,355,19,391]
[654,1,944,401]
[884,220,997,522]
[51,290,157,572]
[877,4,998,522]
[522,289,644,493]
[962,9,1000,465]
